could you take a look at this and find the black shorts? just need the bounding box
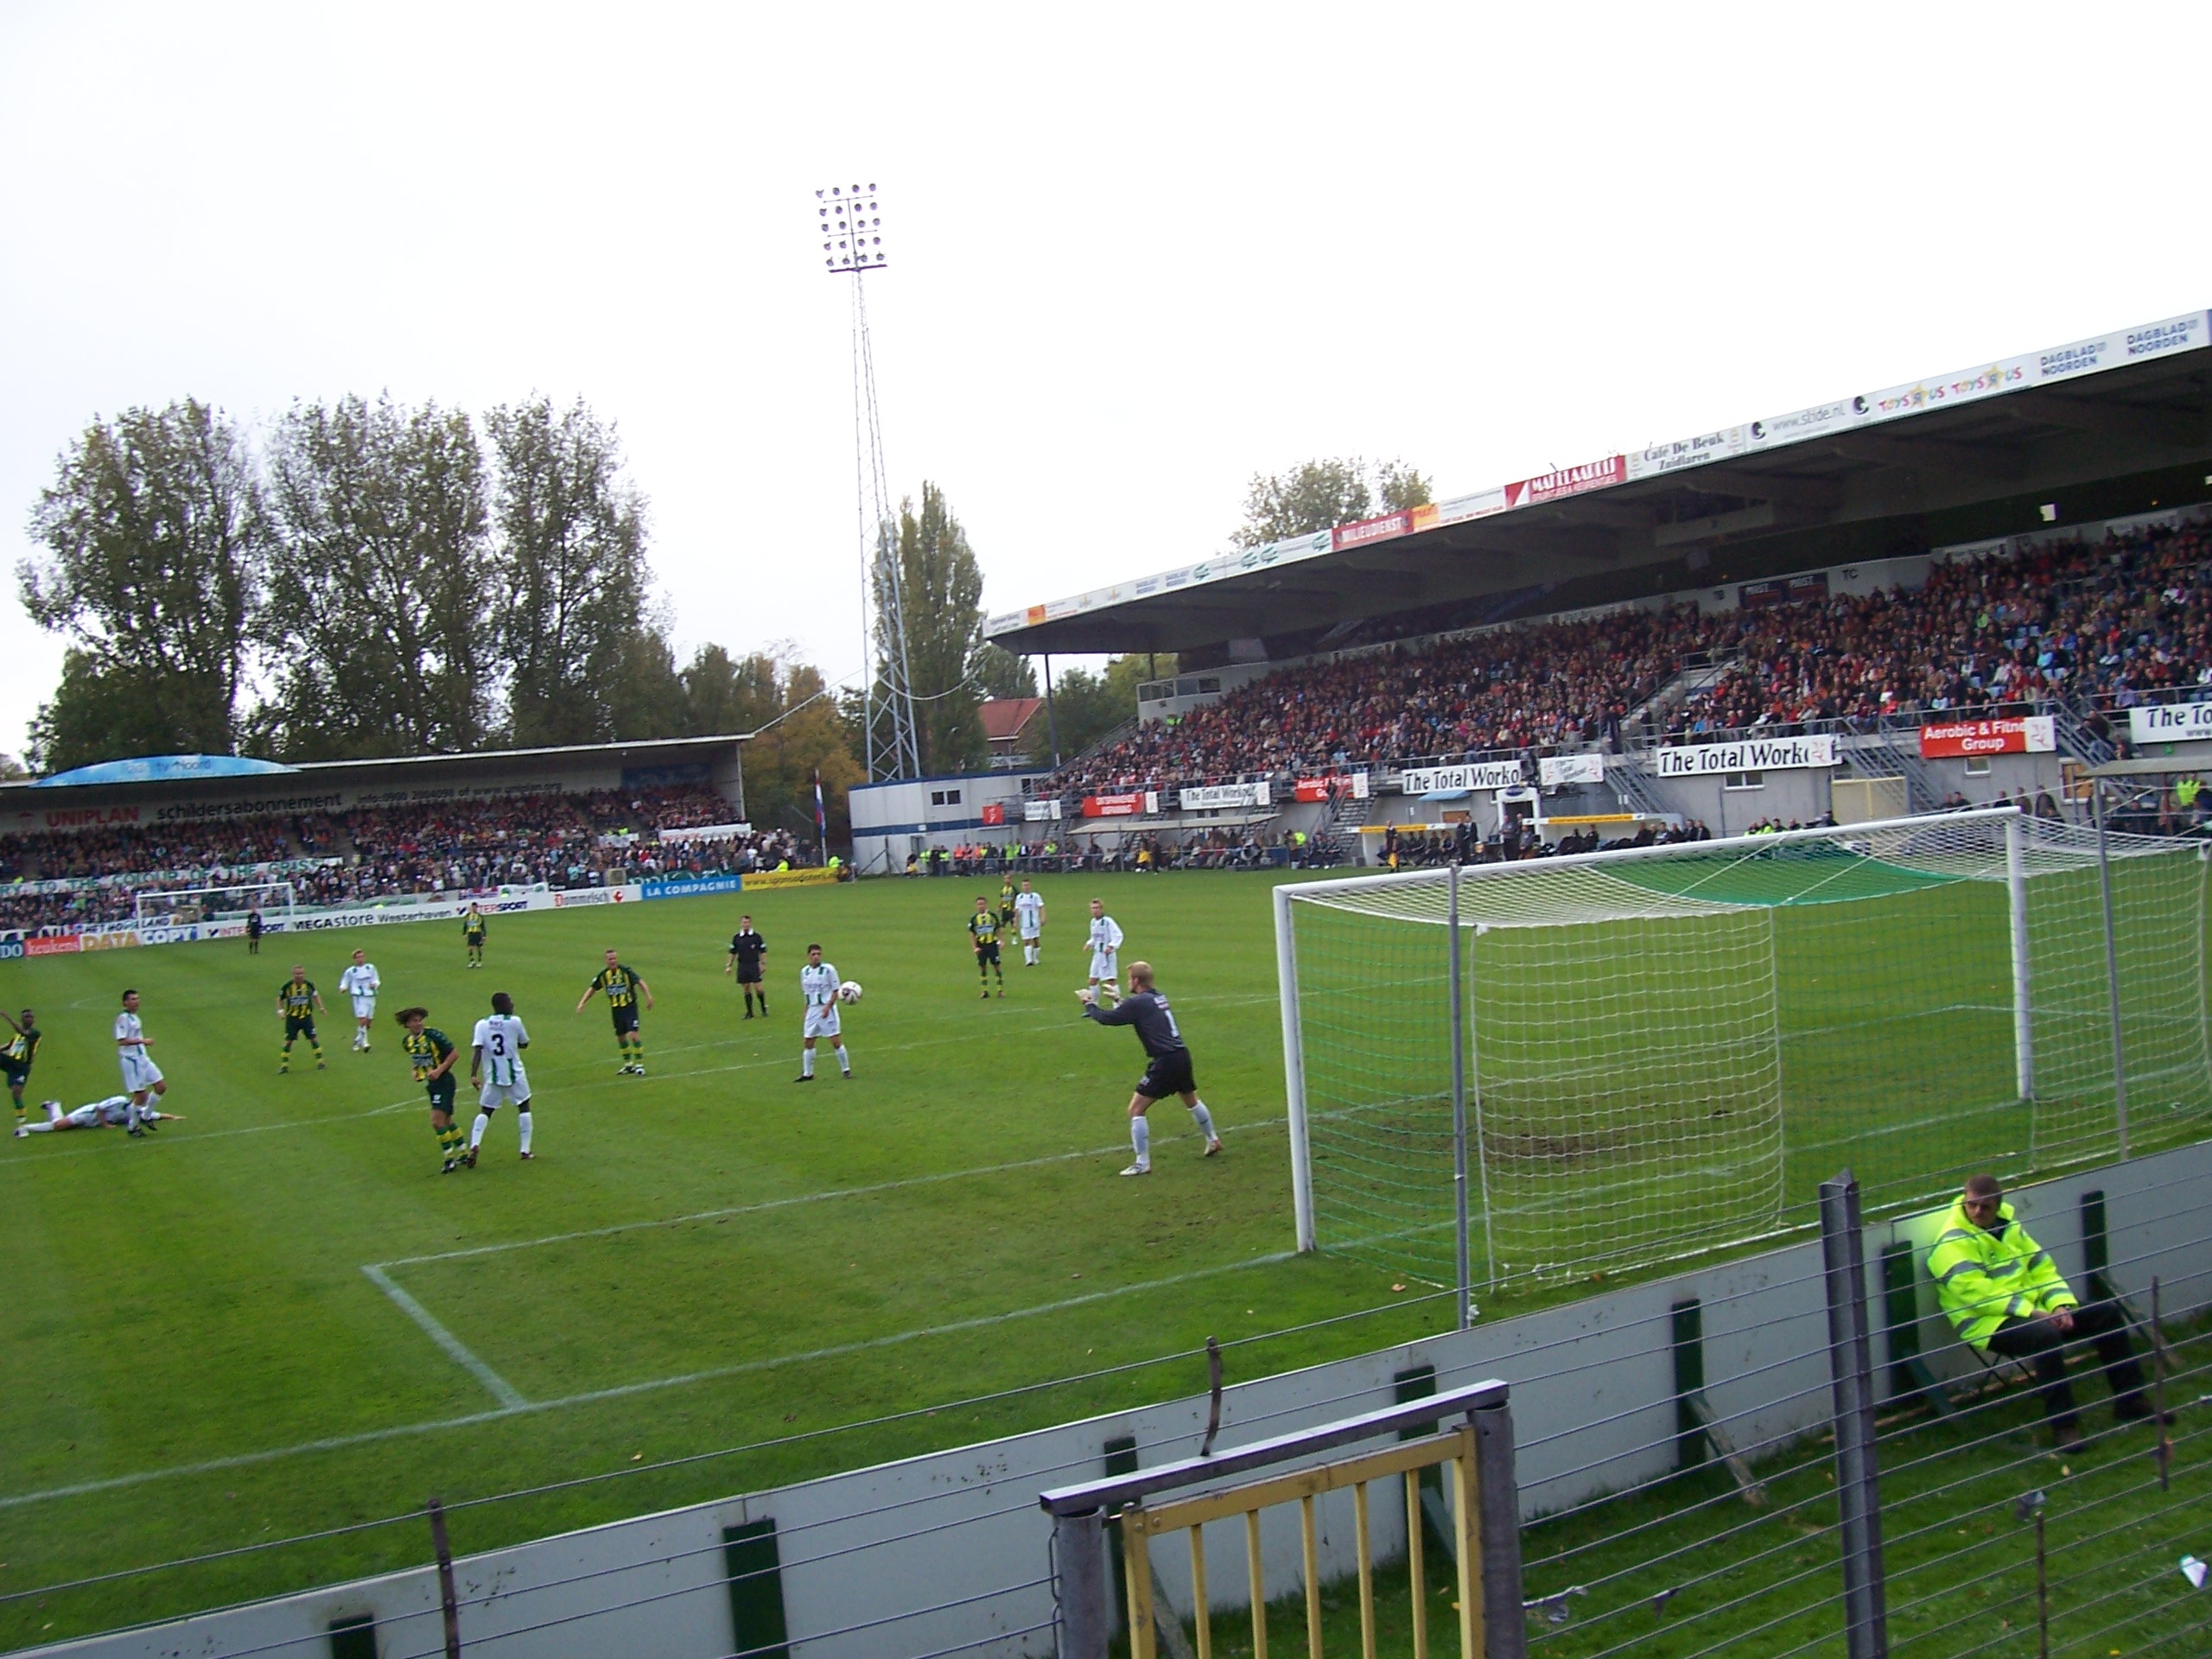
[610,1006,640,1035]
[425,1077,457,1114]
[976,942,1001,966]
[285,1015,317,1041]
[1137,1048,1196,1101]
[3,1065,28,1089]
[735,964,764,986]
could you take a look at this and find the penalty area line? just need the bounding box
[359,1267,528,1410]
[0,1250,1296,1511]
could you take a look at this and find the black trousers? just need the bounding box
[1984,1300,2148,1427]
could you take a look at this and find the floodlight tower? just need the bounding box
[818,182,921,783]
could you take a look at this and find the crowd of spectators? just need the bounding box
[1050,519,2212,795]
[0,783,792,936]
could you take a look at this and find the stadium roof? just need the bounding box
[985,309,2212,658]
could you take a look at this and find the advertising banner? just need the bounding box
[2127,702,2212,745]
[980,803,1006,826]
[1402,761,1527,794]
[1653,735,1839,776]
[1081,791,1159,818]
[1740,572,1829,610]
[1538,753,1607,786]
[548,885,644,910]
[0,939,22,961]
[1179,782,1271,811]
[1022,798,1062,823]
[1503,455,1625,509]
[1747,399,1866,450]
[24,934,81,956]
[1919,716,2056,759]
[640,874,745,900]
[740,867,841,892]
[1293,775,1370,803]
[1626,429,1745,480]
[656,823,751,844]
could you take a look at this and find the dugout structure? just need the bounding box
[1274,807,2212,1300]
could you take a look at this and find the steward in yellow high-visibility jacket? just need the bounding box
[1928,1192,2076,1349]
[1926,1176,2157,1444]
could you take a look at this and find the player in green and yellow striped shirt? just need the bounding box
[276,966,327,1072]
[397,1007,466,1173]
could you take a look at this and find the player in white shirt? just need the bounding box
[1085,900,1124,1007]
[15,1095,181,1136]
[1014,880,1046,967]
[337,949,382,1052]
[114,989,168,1115]
[466,991,534,1164]
[795,944,852,1082]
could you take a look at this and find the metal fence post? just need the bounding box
[1473,1398,1528,1659]
[1054,1507,1109,1659]
[426,1497,461,1659]
[1819,1171,1889,1659]
[2091,779,2131,1157]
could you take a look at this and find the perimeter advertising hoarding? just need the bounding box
[1503,455,1626,508]
[1080,791,1160,818]
[1292,772,1371,803]
[1179,782,1271,810]
[1537,753,1607,786]
[1918,716,2056,759]
[1022,798,1062,822]
[1652,735,1839,777]
[1402,761,1528,793]
[2128,703,2212,745]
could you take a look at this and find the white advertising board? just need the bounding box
[1652,735,1839,777]
[2127,703,2212,745]
[1402,761,1528,793]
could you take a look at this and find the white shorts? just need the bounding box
[1020,921,1041,940]
[65,1103,107,1128]
[479,1074,531,1110]
[804,1004,842,1040]
[1090,950,1118,982]
[119,1052,163,1092]
[352,995,377,1019]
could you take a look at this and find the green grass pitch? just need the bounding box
[1,872,1452,1643]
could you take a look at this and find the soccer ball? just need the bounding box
[836,982,863,1005]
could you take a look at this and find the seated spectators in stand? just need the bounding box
[0,784,797,938]
[1045,519,2212,798]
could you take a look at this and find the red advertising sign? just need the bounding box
[980,802,1006,826]
[1503,455,1625,508]
[25,934,81,957]
[1081,792,1149,818]
[1918,715,2056,758]
[1294,778,1334,803]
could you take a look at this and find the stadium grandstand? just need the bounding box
[988,309,2212,854]
[0,732,824,942]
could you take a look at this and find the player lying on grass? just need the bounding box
[1077,960,1220,1176]
[397,1007,467,1173]
[467,992,534,1164]
[795,944,852,1082]
[15,1096,181,1136]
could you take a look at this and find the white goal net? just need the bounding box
[1275,807,2212,1294]
[134,881,296,931]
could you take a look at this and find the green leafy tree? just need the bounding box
[261,395,494,759]
[21,399,270,760]
[678,644,786,735]
[486,397,653,747]
[742,660,864,842]
[971,640,1038,701]
[1026,653,1174,768]
[876,483,984,772]
[1232,456,1432,548]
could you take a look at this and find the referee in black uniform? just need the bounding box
[726,916,769,1018]
[1079,960,1222,1175]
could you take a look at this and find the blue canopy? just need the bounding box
[32,754,298,789]
[1418,789,1471,802]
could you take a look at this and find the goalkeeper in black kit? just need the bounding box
[1077,960,1221,1176]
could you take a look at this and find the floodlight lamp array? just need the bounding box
[817,182,886,272]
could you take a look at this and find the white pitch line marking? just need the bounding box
[0,1251,1299,1510]
[373,1116,1286,1270]
[359,1266,528,1410]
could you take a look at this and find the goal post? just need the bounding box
[133,880,297,932]
[1275,806,2212,1294]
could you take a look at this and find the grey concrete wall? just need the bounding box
[32,1141,2212,1659]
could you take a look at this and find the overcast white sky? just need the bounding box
[2,3,2204,760]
